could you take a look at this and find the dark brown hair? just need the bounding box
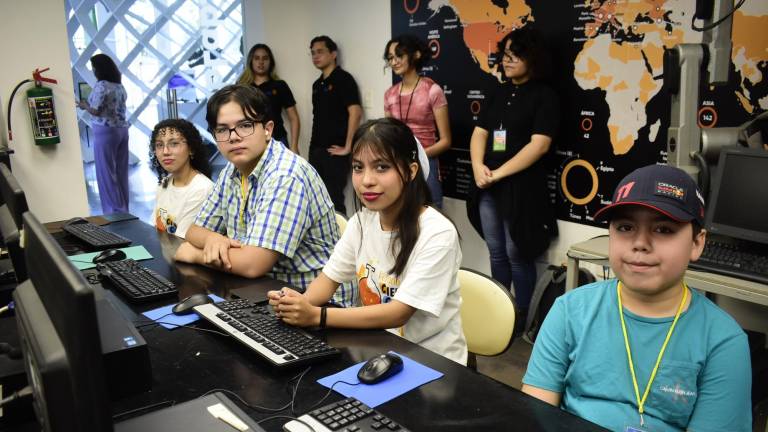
[90,54,121,84]
[495,26,551,81]
[383,34,431,71]
[351,118,431,276]
[205,84,272,129]
[149,119,212,187]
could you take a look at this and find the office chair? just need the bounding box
[458,268,517,371]
[335,212,348,236]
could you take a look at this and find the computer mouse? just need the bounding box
[172,293,213,315]
[357,352,404,384]
[92,248,126,264]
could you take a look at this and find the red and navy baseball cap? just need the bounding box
[594,164,705,225]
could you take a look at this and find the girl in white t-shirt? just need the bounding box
[268,118,467,364]
[150,119,214,239]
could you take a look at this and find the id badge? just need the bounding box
[624,425,650,432]
[492,129,507,152]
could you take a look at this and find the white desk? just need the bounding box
[565,236,768,307]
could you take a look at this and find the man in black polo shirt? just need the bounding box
[309,35,362,215]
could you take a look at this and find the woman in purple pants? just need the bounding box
[78,54,130,214]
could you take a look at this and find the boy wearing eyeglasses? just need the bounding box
[522,165,751,431]
[175,85,355,307]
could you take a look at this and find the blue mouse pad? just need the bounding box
[317,351,443,407]
[142,294,225,330]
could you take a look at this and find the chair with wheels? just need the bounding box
[458,268,517,370]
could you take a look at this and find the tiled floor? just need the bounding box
[83,160,157,222]
[476,338,533,390]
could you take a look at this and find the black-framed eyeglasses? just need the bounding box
[212,121,260,142]
[502,51,521,64]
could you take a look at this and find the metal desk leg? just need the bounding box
[566,255,579,292]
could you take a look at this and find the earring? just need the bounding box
[190,153,194,159]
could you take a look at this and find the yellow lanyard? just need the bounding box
[617,281,687,427]
[239,174,248,226]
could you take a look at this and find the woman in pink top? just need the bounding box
[384,34,451,208]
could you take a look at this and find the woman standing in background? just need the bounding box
[237,43,301,154]
[78,53,130,214]
[468,27,559,317]
[383,34,451,208]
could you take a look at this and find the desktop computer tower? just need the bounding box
[96,296,152,399]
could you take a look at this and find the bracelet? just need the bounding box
[319,306,328,329]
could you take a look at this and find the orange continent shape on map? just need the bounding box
[732,11,768,62]
[731,11,768,111]
[450,0,531,24]
[449,0,532,74]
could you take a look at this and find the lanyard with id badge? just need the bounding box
[493,122,507,153]
[493,90,517,153]
[618,282,688,432]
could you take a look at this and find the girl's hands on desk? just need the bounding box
[270,288,320,327]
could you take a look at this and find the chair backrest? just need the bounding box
[458,268,516,357]
[335,212,347,235]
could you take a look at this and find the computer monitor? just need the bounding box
[12,212,112,432]
[0,163,29,229]
[0,163,29,281]
[704,146,768,245]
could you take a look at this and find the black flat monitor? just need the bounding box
[0,163,29,281]
[12,212,112,432]
[0,163,29,229]
[704,146,768,245]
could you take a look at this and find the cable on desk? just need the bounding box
[0,386,32,408]
[133,312,173,327]
[300,379,360,414]
[151,321,232,338]
[288,366,312,416]
[198,366,312,417]
[256,415,316,431]
[0,301,14,316]
[201,388,293,413]
[112,399,176,421]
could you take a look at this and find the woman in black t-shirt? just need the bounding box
[237,44,301,154]
[467,27,559,316]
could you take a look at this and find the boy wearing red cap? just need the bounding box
[522,164,751,431]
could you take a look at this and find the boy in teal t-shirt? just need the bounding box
[522,165,752,431]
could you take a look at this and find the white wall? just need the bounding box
[0,0,89,222]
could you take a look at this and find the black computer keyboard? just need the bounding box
[193,299,340,368]
[689,238,768,285]
[62,219,132,250]
[97,258,177,302]
[284,397,410,432]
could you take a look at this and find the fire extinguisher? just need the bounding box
[7,68,61,146]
